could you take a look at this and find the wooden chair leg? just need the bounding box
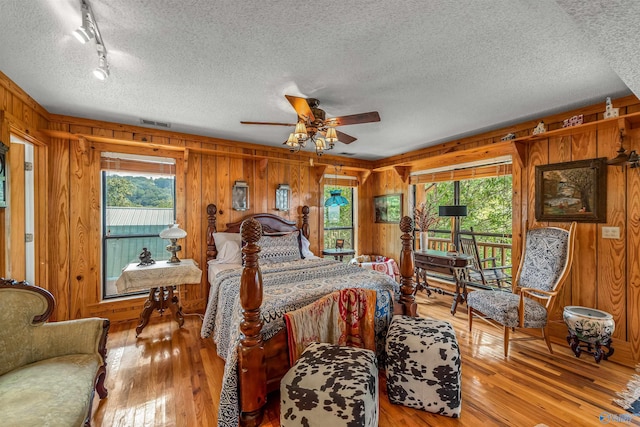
[503,326,510,357]
[542,326,553,354]
[468,307,474,331]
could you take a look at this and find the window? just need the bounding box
[323,184,354,252]
[414,173,512,262]
[101,153,176,299]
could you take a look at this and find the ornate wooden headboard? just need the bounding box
[206,204,310,262]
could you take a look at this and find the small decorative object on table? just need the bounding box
[563,305,614,363]
[137,247,155,266]
[603,96,619,119]
[414,199,438,251]
[533,121,546,135]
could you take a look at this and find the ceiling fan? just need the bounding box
[241,95,380,155]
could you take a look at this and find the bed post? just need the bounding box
[238,218,266,427]
[206,204,218,261]
[301,205,310,239]
[399,215,417,317]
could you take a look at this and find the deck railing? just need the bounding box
[417,229,512,271]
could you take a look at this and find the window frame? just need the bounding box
[100,160,177,300]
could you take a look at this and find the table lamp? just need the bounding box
[159,223,187,263]
[438,205,468,253]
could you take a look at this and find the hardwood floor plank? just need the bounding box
[92,294,640,426]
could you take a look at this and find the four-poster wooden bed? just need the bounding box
[203,204,418,426]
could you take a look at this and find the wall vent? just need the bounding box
[338,152,355,156]
[140,118,171,128]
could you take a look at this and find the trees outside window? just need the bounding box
[323,185,354,250]
[102,171,175,299]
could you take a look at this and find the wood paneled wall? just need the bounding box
[366,97,640,365]
[44,119,324,323]
[2,70,639,365]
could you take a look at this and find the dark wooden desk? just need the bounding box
[414,250,473,315]
[322,248,356,261]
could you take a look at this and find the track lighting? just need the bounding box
[72,0,94,43]
[93,54,109,80]
[72,0,110,80]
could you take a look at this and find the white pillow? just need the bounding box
[211,240,242,264]
[300,234,315,259]
[213,232,241,250]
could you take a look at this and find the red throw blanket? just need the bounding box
[284,288,377,365]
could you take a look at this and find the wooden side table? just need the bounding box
[322,248,356,261]
[115,259,202,336]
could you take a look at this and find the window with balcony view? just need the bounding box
[101,153,176,299]
[415,172,513,271]
[323,184,354,255]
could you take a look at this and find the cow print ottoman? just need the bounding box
[385,315,461,417]
[280,342,378,427]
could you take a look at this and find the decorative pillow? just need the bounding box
[258,231,302,264]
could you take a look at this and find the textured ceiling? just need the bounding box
[0,1,636,160]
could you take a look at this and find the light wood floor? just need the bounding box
[91,294,639,427]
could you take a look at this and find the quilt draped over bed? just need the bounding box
[284,288,377,365]
[200,258,398,427]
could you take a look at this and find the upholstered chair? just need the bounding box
[467,223,576,357]
[0,279,109,427]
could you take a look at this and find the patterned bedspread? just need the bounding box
[200,257,399,427]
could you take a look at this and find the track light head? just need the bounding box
[93,54,109,80]
[73,26,93,44]
[73,1,94,44]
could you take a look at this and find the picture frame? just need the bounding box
[535,158,607,223]
[232,181,249,211]
[374,193,403,224]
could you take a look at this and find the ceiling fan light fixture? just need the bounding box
[294,121,307,140]
[325,127,338,144]
[314,137,326,156]
[285,133,300,152]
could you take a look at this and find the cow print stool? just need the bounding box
[280,342,378,427]
[385,315,461,417]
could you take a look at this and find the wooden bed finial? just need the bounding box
[206,204,218,260]
[301,205,310,239]
[399,215,417,317]
[238,218,266,426]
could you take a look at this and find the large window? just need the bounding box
[101,153,176,299]
[415,173,512,264]
[323,184,354,251]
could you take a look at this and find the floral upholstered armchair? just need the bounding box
[467,223,576,357]
[0,279,109,427]
[350,254,400,282]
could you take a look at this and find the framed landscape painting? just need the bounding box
[374,194,403,223]
[535,158,607,222]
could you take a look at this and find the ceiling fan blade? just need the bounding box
[285,95,315,122]
[325,111,380,127]
[240,121,297,126]
[336,130,357,144]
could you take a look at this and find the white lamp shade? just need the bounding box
[160,224,187,239]
[294,122,308,140]
[325,127,338,143]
